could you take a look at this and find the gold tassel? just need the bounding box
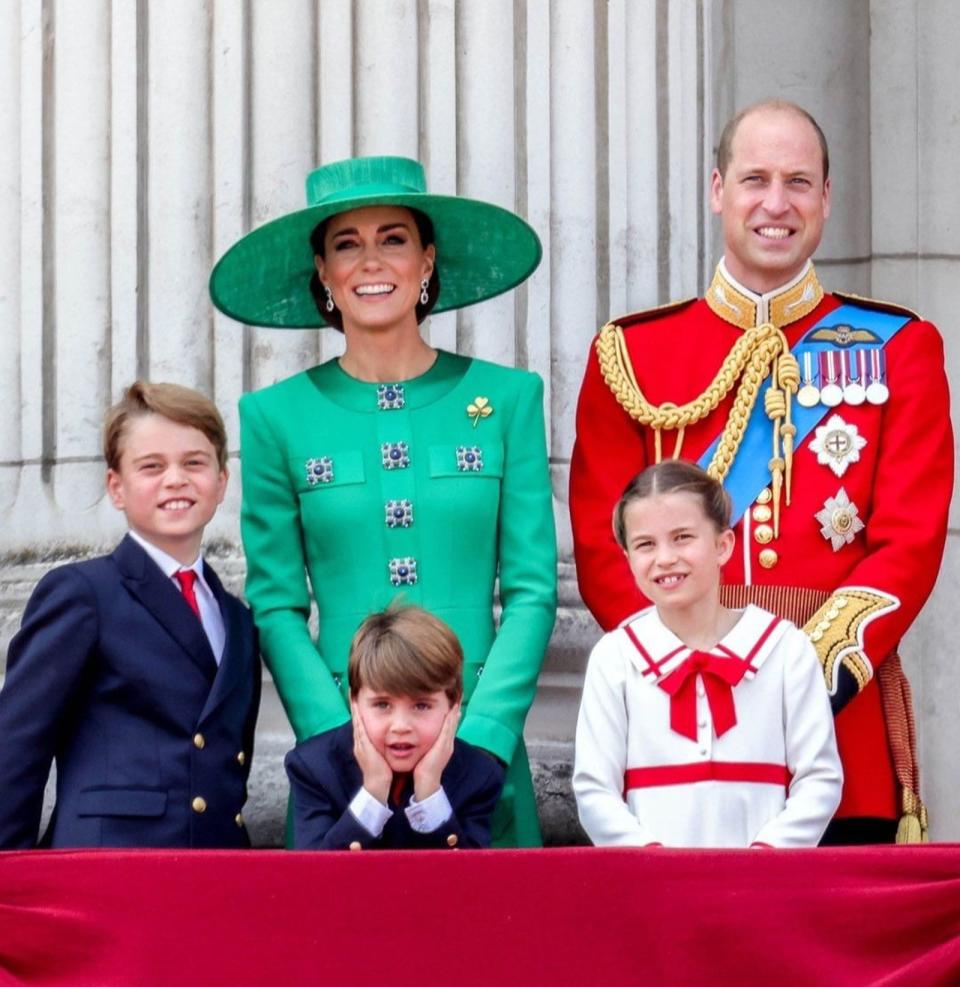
[895,813,923,845]
[895,789,928,844]
[769,457,784,538]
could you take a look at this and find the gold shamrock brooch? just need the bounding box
[467,396,493,427]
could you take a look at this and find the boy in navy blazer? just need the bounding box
[0,381,260,849]
[286,605,504,850]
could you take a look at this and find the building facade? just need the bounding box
[1,0,957,842]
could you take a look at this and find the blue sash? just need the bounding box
[697,304,910,523]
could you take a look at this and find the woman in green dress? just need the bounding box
[209,157,557,846]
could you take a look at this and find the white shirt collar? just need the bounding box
[127,530,204,583]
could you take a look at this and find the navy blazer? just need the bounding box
[0,535,261,849]
[286,722,505,850]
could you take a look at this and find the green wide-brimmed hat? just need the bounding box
[209,156,542,328]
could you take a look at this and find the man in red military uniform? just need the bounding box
[569,100,953,844]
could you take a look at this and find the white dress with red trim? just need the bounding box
[573,604,842,848]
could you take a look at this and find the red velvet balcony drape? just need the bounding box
[1,846,959,986]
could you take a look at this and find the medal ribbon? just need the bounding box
[697,303,910,523]
[657,651,746,741]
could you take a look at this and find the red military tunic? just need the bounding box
[569,260,954,820]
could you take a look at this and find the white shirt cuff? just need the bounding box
[348,787,394,837]
[404,787,453,833]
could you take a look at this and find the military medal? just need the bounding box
[815,488,865,551]
[818,352,843,407]
[796,351,820,408]
[865,349,889,405]
[843,350,866,406]
[809,414,867,478]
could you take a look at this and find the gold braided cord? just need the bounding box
[595,320,790,483]
[597,321,773,429]
[777,349,800,504]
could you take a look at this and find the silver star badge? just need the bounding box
[815,488,865,551]
[809,415,867,478]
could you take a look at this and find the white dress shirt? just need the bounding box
[349,784,454,836]
[127,531,226,664]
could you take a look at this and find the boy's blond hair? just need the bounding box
[103,380,228,471]
[348,604,463,704]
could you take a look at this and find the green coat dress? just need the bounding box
[239,349,557,846]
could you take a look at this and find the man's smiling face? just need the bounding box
[710,106,831,294]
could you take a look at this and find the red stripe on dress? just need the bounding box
[741,615,783,671]
[623,624,684,677]
[624,762,791,791]
[714,615,783,673]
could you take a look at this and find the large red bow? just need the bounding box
[657,651,747,742]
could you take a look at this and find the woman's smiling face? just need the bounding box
[315,205,435,335]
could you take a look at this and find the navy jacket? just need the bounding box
[286,722,505,850]
[0,535,260,849]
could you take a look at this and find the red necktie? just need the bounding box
[657,651,746,741]
[175,569,201,619]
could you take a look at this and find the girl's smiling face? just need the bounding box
[621,490,735,616]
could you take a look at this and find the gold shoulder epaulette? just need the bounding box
[599,297,697,334]
[833,290,920,322]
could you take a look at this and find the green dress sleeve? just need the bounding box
[457,371,558,765]
[239,391,349,741]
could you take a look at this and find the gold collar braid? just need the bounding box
[595,321,800,535]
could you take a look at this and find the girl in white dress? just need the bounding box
[573,461,842,848]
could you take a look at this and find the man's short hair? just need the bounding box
[348,604,463,704]
[716,99,829,181]
[103,380,228,471]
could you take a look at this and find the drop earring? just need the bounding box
[420,278,430,306]
[324,285,335,312]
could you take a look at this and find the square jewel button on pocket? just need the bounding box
[456,446,483,472]
[305,456,334,485]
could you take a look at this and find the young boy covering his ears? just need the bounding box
[285,604,505,850]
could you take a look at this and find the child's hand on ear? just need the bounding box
[413,703,460,802]
[351,700,392,805]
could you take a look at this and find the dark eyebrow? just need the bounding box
[330,222,412,239]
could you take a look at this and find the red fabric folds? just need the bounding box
[1,847,959,986]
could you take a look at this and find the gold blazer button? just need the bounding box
[758,549,779,569]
